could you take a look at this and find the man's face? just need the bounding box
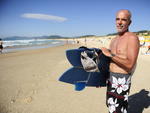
[116,11,131,34]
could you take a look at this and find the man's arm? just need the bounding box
[101,35,140,72]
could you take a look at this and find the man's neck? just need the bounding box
[118,29,129,36]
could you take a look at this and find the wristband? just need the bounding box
[110,53,115,58]
[108,49,115,58]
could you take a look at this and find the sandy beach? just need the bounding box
[0,40,150,113]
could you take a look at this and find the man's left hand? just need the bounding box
[100,47,111,57]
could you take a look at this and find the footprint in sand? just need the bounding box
[23,96,33,104]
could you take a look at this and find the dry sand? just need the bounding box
[0,42,150,113]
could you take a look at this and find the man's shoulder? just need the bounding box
[126,32,137,37]
[125,32,139,47]
[110,36,117,44]
[125,32,139,40]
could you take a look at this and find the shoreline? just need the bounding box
[1,41,68,54]
[2,38,75,53]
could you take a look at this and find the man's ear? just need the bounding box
[129,20,132,25]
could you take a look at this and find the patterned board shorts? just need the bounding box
[106,72,131,113]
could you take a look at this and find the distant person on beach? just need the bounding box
[146,45,150,54]
[0,38,3,53]
[101,9,140,113]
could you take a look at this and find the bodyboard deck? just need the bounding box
[59,47,110,91]
[59,67,108,87]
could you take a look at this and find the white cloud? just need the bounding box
[21,13,67,22]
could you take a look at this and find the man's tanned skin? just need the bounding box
[101,10,140,74]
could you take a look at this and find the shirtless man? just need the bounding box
[101,10,140,113]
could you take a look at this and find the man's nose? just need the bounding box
[118,19,122,25]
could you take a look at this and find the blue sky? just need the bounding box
[0,0,150,38]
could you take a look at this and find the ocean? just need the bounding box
[2,39,70,53]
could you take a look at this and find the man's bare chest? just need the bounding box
[111,37,128,55]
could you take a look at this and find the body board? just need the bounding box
[59,67,108,87]
[59,47,110,91]
[66,48,101,67]
[66,48,110,72]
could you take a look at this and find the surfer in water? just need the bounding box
[101,9,140,113]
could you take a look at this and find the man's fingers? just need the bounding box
[100,47,105,50]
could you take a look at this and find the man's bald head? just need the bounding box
[116,9,132,21]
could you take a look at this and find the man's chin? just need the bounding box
[117,28,128,34]
[117,29,127,35]
[117,30,123,33]
[117,31,124,35]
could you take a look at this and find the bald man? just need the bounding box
[101,10,140,113]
